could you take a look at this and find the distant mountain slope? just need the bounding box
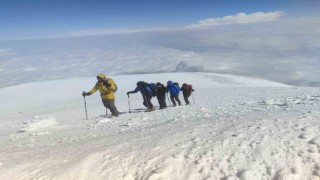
[1,72,319,180]
[0,72,288,115]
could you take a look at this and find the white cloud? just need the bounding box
[57,28,149,38]
[10,11,284,40]
[1,16,320,87]
[0,48,13,56]
[186,11,284,28]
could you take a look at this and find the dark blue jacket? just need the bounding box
[167,81,180,96]
[131,85,153,96]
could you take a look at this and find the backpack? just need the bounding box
[186,85,192,92]
[173,84,180,93]
[147,83,157,97]
[114,83,118,92]
[107,78,117,92]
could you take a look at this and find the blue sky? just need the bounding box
[1,0,319,40]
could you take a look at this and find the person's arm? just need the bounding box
[127,87,140,95]
[83,83,98,96]
[88,83,99,95]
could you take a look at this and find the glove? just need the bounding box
[103,80,111,88]
[82,92,90,96]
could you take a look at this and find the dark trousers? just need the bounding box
[143,95,153,109]
[183,93,191,105]
[102,99,119,116]
[170,95,181,106]
[157,95,166,109]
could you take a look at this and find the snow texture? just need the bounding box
[0,72,320,180]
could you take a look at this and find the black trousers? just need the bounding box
[102,99,119,116]
[157,95,166,108]
[183,93,191,104]
[143,94,153,109]
[170,95,181,106]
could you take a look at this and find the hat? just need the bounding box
[97,74,106,80]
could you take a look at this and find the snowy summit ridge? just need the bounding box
[0,72,319,180]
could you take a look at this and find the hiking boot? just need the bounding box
[110,114,119,117]
[146,107,155,112]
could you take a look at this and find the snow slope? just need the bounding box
[0,72,320,180]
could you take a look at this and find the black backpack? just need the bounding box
[146,83,157,97]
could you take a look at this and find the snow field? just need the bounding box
[0,73,320,179]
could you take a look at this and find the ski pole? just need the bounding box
[127,94,131,113]
[82,91,88,120]
[192,93,195,104]
[166,93,172,106]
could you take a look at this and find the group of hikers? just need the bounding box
[82,74,194,117]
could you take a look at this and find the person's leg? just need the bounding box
[108,99,119,116]
[103,99,119,116]
[161,95,166,108]
[157,95,162,108]
[184,94,190,105]
[146,95,154,109]
[143,95,148,108]
[183,94,188,104]
[163,95,167,108]
[175,95,182,106]
[170,96,176,106]
[102,100,108,114]
[159,95,165,109]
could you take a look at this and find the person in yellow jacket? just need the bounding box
[82,74,119,117]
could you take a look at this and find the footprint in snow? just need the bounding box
[309,136,320,145]
[298,133,313,140]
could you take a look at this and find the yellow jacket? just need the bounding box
[89,74,116,100]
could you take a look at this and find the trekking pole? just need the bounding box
[166,93,172,106]
[192,93,195,104]
[127,94,131,113]
[82,91,88,120]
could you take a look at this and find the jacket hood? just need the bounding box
[167,80,173,86]
[97,74,107,80]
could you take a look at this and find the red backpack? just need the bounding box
[186,85,192,92]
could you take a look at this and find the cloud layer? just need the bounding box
[1,12,320,88]
[0,49,13,56]
[186,11,284,28]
